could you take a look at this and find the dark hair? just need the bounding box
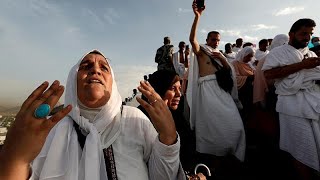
[164,36,171,44]
[243,42,253,48]
[207,31,220,39]
[236,38,243,44]
[259,39,268,46]
[89,50,104,56]
[225,43,232,49]
[179,41,186,47]
[289,18,316,33]
[148,70,180,98]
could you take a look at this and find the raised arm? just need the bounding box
[264,57,320,80]
[189,0,205,55]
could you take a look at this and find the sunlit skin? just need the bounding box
[77,53,113,108]
[206,33,220,49]
[163,81,181,110]
[289,26,314,49]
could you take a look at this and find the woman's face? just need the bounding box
[77,53,113,108]
[163,80,181,110]
[243,53,253,63]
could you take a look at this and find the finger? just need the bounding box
[163,99,168,106]
[141,81,154,92]
[45,85,65,112]
[138,86,153,100]
[47,105,72,124]
[20,81,49,113]
[142,81,163,99]
[136,97,154,110]
[30,80,60,110]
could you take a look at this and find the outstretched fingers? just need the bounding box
[29,80,61,113]
[20,81,49,113]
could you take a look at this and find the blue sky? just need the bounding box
[0,0,319,107]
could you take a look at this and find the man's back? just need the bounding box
[155,44,174,71]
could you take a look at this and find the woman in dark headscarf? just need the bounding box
[138,70,198,176]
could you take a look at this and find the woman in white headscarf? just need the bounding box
[0,50,184,180]
[232,46,255,122]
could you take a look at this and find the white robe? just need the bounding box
[262,44,320,171]
[173,51,186,78]
[224,52,237,63]
[187,45,246,161]
[232,46,242,53]
[254,49,269,61]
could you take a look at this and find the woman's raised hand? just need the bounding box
[137,81,177,145]
[0,81,72,179]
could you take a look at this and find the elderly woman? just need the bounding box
[0,50,185,180]
[232,46,255,122]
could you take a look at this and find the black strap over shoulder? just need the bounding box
[103,145,118,180]
[74,105,123,179]
[201,50,234,93]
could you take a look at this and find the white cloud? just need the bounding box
[251,24,277,31]
[65,26,80,34]
[103,8,120,25]
[82,7,120,26]
[243,35,259,42]
[29,0,61,17]
[178,8,192,13]
[83,8,105,27]
[274,7,305,16]
[200,29,208,34]
[217,29,241,37]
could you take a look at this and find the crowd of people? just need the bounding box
[1,0,320,180]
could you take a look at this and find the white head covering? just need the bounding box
[235,46,255,62]
[270,34,289,51]
[65,49,122,137]
[31,50,122,180]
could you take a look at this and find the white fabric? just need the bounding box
[173,51,186,78]
[270,34,289,50]
[279,113,320,171]
[30,50,184,179]
[262,44,320,171]
[187,44,245,161]
[224,52,237,63]
[252,34,289,104]
[235,46,255,62]
[232,46,242,53]
[255,49,269,61]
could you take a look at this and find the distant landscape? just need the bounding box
[0,105,20,116]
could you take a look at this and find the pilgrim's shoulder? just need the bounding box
[122,106,151,122]
[269,45,286,55]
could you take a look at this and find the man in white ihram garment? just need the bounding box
[254,39,269,63]
[263,18,320,179]
[187,0,245,173]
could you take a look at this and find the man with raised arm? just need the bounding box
[187,0,245,173]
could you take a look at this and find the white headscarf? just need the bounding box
[270,34,289,51]
[31,50,122,180]
[235,46,255,62]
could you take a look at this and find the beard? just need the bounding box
[291,37,308,49]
